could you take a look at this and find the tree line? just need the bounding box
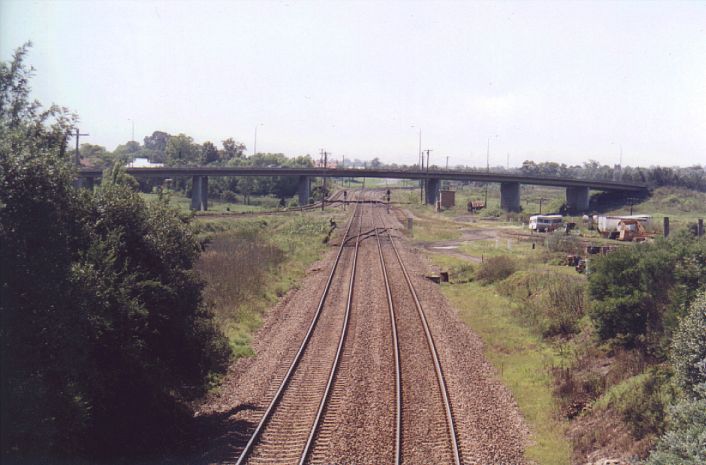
[81,131,317,204]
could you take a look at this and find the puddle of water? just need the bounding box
[431,245,459,250]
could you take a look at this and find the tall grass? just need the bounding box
[194,214,334,357]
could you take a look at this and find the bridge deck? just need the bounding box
[78,167,647,192]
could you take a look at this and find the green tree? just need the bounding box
[646,293,706,465]
[165,133,200,165]
[671,292,706,398]
[1,43,229,461]
[221,137,245,161]
[201,140,219,164]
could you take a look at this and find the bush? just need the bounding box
[594,369,675,440]
[645,397,706,465]
[476,255,516,284]
[546,231,582,254]
[588,235,706,354]
[222,190,239,203]
[670,291,706,398]
[498,270,586,337]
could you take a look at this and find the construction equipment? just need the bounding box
[616,219,655,242]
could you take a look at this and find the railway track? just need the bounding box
[234,195,364,465]
[235,192,462,464]
[375,205,462,465]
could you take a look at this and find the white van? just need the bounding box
[529,215,563,232]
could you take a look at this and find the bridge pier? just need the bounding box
[500,182,521,212]
[425,178,440,205]
[190,175,208,211]
[297,175,310,205]
[566,186,589,213]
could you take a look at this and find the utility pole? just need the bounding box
[507,152,510,170]
[446,155,450,170]
[73,128,89,166]
[423,149,432,204]
[537,197,547,214]
[420,149,425,203]
[321,149,328,211]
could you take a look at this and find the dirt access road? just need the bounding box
[195,190,528,465]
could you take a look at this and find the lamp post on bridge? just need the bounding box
[253,123,263,156]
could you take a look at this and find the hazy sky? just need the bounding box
[2,0,705,167]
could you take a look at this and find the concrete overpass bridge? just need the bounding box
[78,167,647,212]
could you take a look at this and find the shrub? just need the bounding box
[670,291,706,398]
[476,255,516,284]
[588,235,706,354]
[546,231,582,254]
[497,270,586,337]
[544,274,586,336]
[594,368,675,440]
[222,190,239,203]
[645,397,706,465]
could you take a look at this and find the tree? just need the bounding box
[1,43,229,461]
[201,141,219,164]
[671,292,706,398]
[221,137,245,161]
[588,235,706,353]
[79,143,112,168]
[646,292,706,465]
[165,133,199,165]
[143,130,170,152]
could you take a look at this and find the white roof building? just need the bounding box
[128,157,163,168]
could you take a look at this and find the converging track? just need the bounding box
[234,191,462,464]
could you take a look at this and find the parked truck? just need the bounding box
[596,215,651,238]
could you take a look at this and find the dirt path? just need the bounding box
[194,197,528,464]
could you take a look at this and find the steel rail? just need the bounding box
[235,197,362,465]
[373,209,403,465]
[379,206,463,465]
[297,192,365,465]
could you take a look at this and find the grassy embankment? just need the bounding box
[436,253,575,465]
[142,193,346,358]
[194,211,345,357]
[398,191,576,465]
[606,186,706,233]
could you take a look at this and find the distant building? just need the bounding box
[128,157,163,168]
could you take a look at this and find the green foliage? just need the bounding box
[594,368,675,439]
[1,43,229,460]
[588,236,706,353]
[498,270,586,337]
[645,293,706,464]
[545,231,582,254]
[670,292,706,398]
[476,255,517,284]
